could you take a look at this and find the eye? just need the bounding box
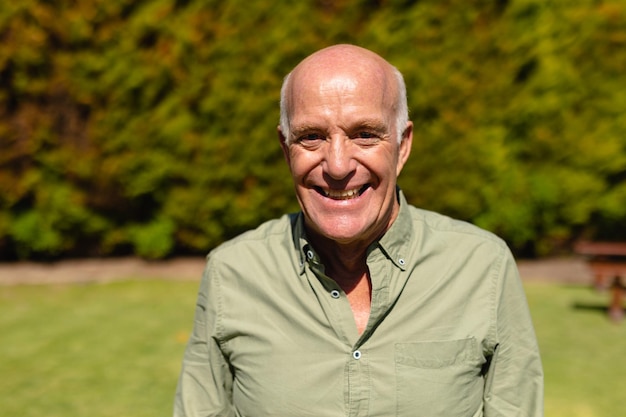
[352,131,381,145]
[300,133,324,141]
[295,133,325,147]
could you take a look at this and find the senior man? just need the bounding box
[174,44,543,417]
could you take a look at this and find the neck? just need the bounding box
[307,232,370,290]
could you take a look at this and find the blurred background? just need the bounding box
[2,2,626,417]
[1,0,625,261]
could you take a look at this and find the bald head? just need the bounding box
[279,45,408,144]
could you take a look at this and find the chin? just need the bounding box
[308,216,373,244]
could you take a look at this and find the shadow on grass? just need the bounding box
[567,281,625,319]
[571,302,610,314]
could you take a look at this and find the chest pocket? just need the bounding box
[395,338,484,416]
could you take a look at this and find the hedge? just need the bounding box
[1,0,625,259]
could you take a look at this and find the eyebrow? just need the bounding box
[290,124,324,138]
[290,118,388,137]
[350,119,387,132]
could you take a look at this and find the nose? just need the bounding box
[323,136,355,180]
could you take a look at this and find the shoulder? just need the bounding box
[213,214,294,252]
[204,214,300,276]
[407,204,509,253]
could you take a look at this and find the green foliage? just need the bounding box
[1,0,625,259]
[128,216,175,259]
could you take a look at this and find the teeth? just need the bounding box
[324,188,361,200]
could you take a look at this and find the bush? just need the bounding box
[1,0,625,259]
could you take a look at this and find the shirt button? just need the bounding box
[353,350,362,360]
[398,258,406,266]
[330,290,340,299]
[306,250,315,260]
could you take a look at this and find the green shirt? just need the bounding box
[174,193,543,416]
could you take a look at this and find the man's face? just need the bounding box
[280,69,412,248]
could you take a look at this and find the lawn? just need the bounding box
[525,282,626,417]
[0,280,198,417]
[1,279,625,416]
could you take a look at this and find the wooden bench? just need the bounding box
[574,241,626,321]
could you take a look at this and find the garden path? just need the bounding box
[0,256,593,286]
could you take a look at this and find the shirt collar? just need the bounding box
[291,212,310,275]
[291,188,412,274]
[373,189,412,271]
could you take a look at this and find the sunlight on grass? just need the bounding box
[525,282,626,417]
[0,280,198,417]
[1,279,625,416]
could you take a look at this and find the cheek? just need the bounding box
[288,151,319,179]
[370,152,401,182]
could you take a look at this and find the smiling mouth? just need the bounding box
[316,185,370,200]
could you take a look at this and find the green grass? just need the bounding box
[1,279,625,416]
[0,280,198,417]
[525,282,626,417]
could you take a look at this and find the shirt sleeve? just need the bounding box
[483,247,544,417]
[174,259,235,417]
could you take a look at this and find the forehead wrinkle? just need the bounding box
[318,76,358,95]
[286,46,400,134]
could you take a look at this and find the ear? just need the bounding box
[277,126,291,164]
[396,121,413,176]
